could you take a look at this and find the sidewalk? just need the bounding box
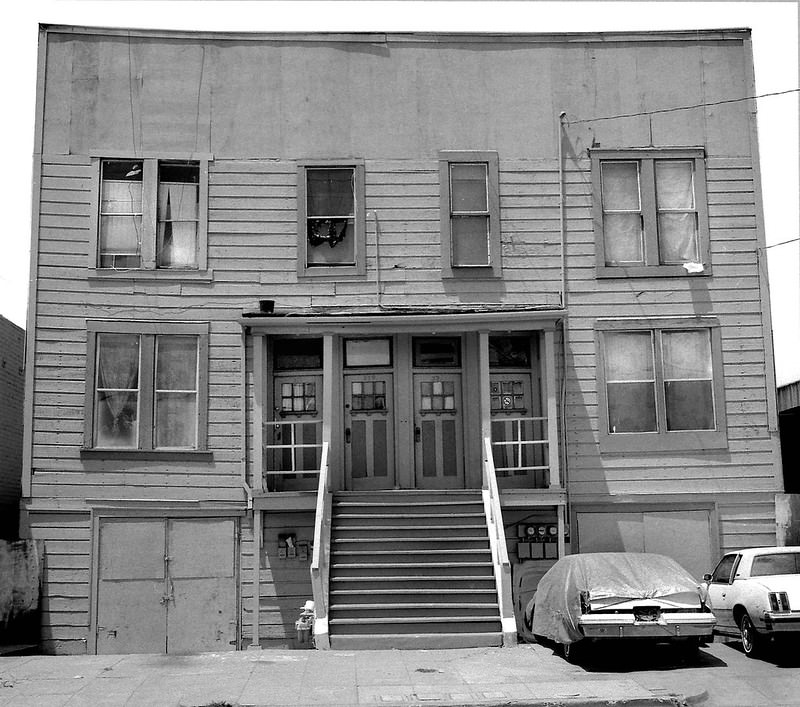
[0,643,705,707]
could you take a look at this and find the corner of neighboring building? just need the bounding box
[0,316,25,540]
[777,380,800,545]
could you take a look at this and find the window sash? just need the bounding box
[91,331,203,450]
[304,166,358,268]
[597,154,704,271]
[603,327,716,437]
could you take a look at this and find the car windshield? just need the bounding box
[750,553,800,577]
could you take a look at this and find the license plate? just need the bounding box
[633,605,661,622]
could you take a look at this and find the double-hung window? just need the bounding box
[439,151,501,277]
[91,155,210,275]
[297,160,366,276]
[84,321,209,455]
[596,318,727,452]
[592,149,710,277]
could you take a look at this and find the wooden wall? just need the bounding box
[0,316,24,538]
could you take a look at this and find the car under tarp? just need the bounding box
[528,552,704,645]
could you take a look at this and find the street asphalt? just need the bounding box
[0,638,799,707]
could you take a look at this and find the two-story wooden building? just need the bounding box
[22,25,783,654]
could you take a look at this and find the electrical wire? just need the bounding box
[565,88,800,125]
[764,237,799,249]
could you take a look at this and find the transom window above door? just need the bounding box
[413,337,461,367]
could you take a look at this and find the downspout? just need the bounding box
[373,211,383,309]
[557,111,570,537]
[241,326,253,509]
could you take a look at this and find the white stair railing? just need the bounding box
[482,436,517,646]
[309,441,331,649]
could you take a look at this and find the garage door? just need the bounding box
[95,517,237,654]
[576,510,713,580]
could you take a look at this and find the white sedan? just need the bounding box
[704,546,800,657]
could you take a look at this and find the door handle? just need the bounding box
[345,428,351,444]
[414,426,421,443]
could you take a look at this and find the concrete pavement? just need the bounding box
[0,639,797,707]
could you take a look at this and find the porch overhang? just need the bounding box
[240,307,563,335]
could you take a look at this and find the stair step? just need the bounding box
[330,603,499,617]
[329,576,497,591]
[334,525,487,538]
[328,617,502,635]
[330,588,497,599]
[329,632,503,650]
[331,550,491,563]
[332,537,490,550]
[331,563,494,579]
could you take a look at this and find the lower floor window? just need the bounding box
[597,320,726,452]
[87,322,208,451]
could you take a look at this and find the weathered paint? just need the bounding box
[25,26,783,651]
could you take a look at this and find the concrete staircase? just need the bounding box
[327,490,503,649]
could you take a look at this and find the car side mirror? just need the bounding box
[702,573,712,582]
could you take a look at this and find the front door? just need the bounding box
[413,373,464,488]
[344,373,395,490]
[95,517,237,654]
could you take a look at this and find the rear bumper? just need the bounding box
[579,613,716,640]
[763,611,800,633]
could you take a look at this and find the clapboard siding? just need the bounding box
[26,512,92,655]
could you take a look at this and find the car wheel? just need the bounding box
[739,613,761,657]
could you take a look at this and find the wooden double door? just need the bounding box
[344,353,465,490]
[94,517,237,654]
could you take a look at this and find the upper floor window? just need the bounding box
[596,318,727,452]
[91,155,210,276]
[592,149,710,278]
[297,160,366,277]
[439,151,501,277]
[83,321,209,455]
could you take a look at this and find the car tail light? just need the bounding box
[768,592,791,612]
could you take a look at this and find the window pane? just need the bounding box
[450,163,488,212]
[604,331,654,381]
[157,166,199,269]
[307,168,354,217]
[607,382,657,433]
[100,215,142,255]
[655,161,694,210]
[658,213,699,263]
[95,333,140,448]
[489,336,531,368]
[751,553,800,577]
[601,162,640,210]
[604,214,644,265]
[662,330,712,380]
[156,336,198,391]
[97,334,140,389]
[307,218,355,265]
[155,392,197,448]
[274,338,324,370]
[95,391,139,447]
[345,338,392,367]
[101,179,143,214]
[452,216,490,265]
[665,380,715,430]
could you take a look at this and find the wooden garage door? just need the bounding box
[95,517,237,654]
[576,510,713,581]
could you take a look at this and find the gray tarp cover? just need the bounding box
[529,552,701,644]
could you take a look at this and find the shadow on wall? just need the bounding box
[776,494,800,546]
[0,540,42,654]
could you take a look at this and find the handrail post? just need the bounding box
[310,441,331,649]
[482,436,517,646]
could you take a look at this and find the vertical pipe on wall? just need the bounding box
[250,508,262,648]
[557,111,567,311]
[241,327,252,508]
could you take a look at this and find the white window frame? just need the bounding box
[592,148,710,278]
[89,152,212,279]
[595,318,727,453]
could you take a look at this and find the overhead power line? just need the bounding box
[565,88,800,125]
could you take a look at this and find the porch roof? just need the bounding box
[240,306,563,335]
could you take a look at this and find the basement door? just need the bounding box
[95,517,237,654]
[576,510,713,581]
